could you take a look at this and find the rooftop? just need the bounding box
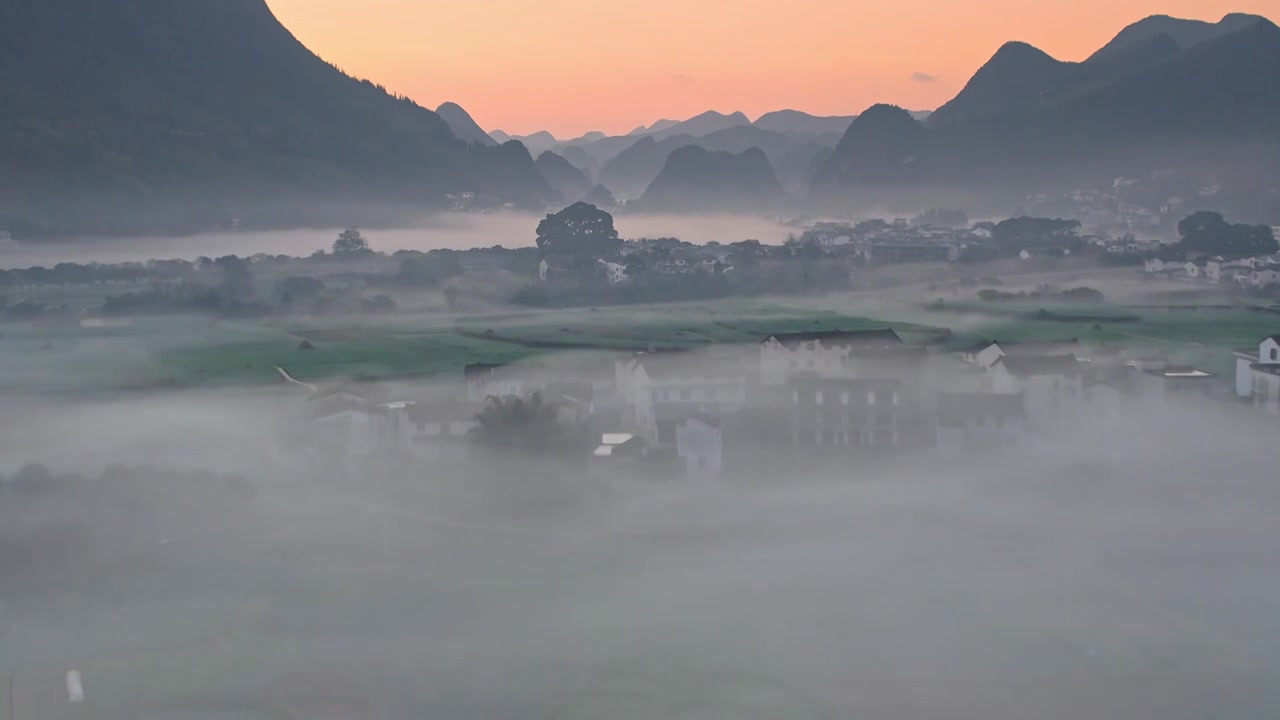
[995,355,1082,377]
[763,328,902,350]
[1144,366,1214,379]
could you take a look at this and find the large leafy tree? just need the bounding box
[991,217,1082,254]
[333,228,372,256]
[469,393,574,455]
[214,255,255,300]
[1177,211,1278,257]
[535,202,621,257]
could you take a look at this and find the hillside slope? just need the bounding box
[638,146,784,212]
[0,0,552,236]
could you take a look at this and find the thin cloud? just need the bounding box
[911,71,937,83]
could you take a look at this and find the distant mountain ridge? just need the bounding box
[0,0,554,236]
[816,12,1280,207]
[1088,12,1267,61]
[535,151,594,203]
[638,146,784,212]
[436,102,496,146]
[753,110,857,136]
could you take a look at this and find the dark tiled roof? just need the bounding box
[937,392,1025,425]
[464,362,508,379]
[995,355,1082,377]
[763,329,902,349]
[636,351,746,380]
[960,338,1078,355]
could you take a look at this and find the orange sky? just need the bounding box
[266,0,1277,138]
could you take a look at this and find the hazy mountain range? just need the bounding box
[0,0,557,236]
[637,146,785,213]
[814,12,1280,207]
[0,0,1276,235]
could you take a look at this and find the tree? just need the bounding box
[469,393,573,454]
[277,276,325,301]
[991,217,1082,254]
[397,251,464,287]
[1177,211,1278,257]
[535,202,621,257]
[443,284,460,309]
[622,254,648,279]
[333,227,372,256]
[214,255,255,300]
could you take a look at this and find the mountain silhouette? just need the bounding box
[628,119,679,136]
[811,105,928,188]
[815,14,1280,203]
[647,111,751,141]
[0,0,553,236]
[581,184,619,209]
[436,102,497,146]
[753,110,857,136]
[638,146,784,212]
[927,42,1076,128]
[596,125,836,199]
[535,151,594,203]
[1088,12,1266,61]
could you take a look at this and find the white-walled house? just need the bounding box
[936,392,1028,450]
[988,355,1083,425]
[1250,265,1280,288]
[1141,366,1217,405]
[676,415,723,479]
[597,259,629,285]
[1234,335,1280,414]
[960,339,1080,369]
[759,329,906,385]
[785,377,904,450]
[615,351,747,446]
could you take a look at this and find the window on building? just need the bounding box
[867,391,876,406]
[815,430,823,446]
[1272,348,1278,361]
[792,390,799,403]
[892,391,900,406]
[816,391,824,405]
[841,391,849,405]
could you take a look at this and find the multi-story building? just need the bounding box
[759,329,917,385]
[615,350,748,446]
[988,355,1084,426]
[1234,335,1280,414]
[784,377,904,450]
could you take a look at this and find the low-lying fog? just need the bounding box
[0,213,797,267]
[2,364,1278,720]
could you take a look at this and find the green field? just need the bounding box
[0,301,939,394]
[3,294,1279,394]
[919,305,1280,377]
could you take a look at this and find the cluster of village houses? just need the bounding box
[293,329,1280,480]
[1144,253,1280,288]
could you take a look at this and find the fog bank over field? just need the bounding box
[0,213,797,268]
[1,379,1279,719]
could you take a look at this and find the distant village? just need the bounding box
[286,326,1280,482]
